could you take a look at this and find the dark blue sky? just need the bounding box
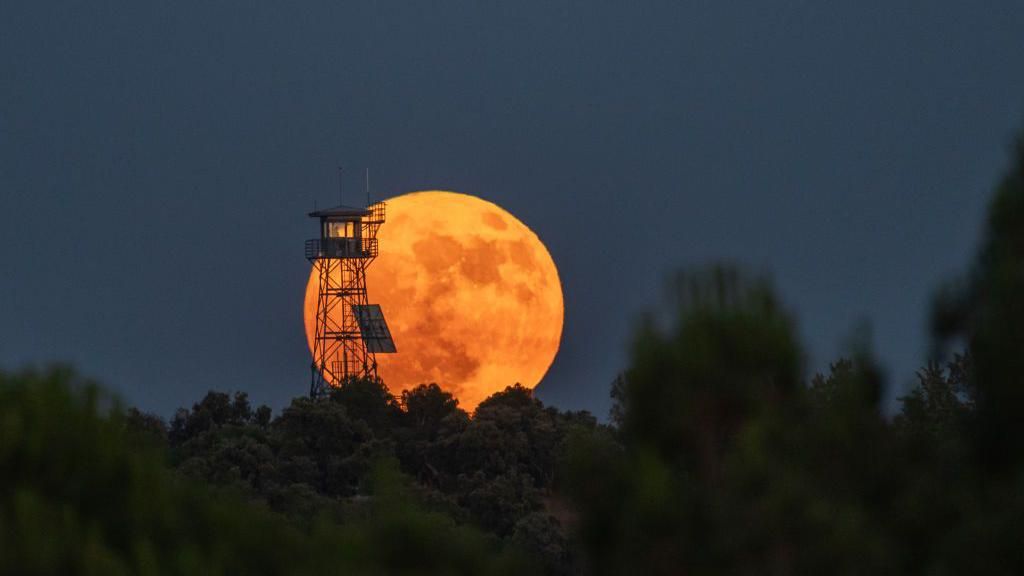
[2,1,1023,417]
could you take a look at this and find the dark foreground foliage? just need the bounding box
[0,368,529,575]
[559,133,1024,575]
[4,132,1024,574]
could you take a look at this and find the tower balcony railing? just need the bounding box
[306,237,378,260]
[366,201,386,224]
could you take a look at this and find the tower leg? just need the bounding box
[308,241,379,398]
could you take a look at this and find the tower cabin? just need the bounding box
[305,204,377,260]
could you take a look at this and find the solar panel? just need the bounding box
[352,304,397,353]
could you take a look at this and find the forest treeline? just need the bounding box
[3,134,1024,574]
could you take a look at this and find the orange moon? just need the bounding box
[303,190,564,411]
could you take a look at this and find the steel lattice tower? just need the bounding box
[305,201,394,398]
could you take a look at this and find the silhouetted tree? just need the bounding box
[328,376,402,435]
[403,383,461,432]
[565,267,901,575]
[619,266,802,475]
[396,383,469,485]
[931,135,1024,474]
[273,396,376,497]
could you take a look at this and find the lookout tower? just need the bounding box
[306,201,395,398]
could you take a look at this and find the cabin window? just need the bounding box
[328,221,355,238]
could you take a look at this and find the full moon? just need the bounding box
[303,190,564,411]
